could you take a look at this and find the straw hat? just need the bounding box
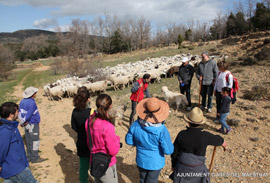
[183,107,206,124]
[181,57,189,63]
[23,87,38,98]
[136,97,169,123]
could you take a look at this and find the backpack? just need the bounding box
[218,71,239,104]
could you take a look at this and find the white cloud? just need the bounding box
[1,0,229,25]
[33,18,58,28]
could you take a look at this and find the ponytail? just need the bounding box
[91,94,112,126]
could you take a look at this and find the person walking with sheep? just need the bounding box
[196,51,218,113]
[71,86,94,183]
[178,57,195,111]
[0,102,38,183]
[129,73,151,126]
[18,87,45,163]
[171,107,227,183]
[126,97,174,183]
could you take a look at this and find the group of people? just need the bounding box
[178,51,233,134]
[0,87,43,183]
[0,51,234,183]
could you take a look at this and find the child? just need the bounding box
[217,87,232,134]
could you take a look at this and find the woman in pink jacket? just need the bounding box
[85,94,120,183]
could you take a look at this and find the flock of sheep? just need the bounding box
[43,53,226,101]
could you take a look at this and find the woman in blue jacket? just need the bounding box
[125,97,174,183]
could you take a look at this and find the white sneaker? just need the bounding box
[207,108,212,113]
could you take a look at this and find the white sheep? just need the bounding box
[48,86,65,100]
[86,80,108,94]
[109,75,131,90]
[161,86,188,111]
[108,104,127,126]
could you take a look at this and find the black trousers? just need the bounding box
[129,100,138,126]
[179,82,192,107]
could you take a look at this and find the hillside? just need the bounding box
[0,29,56,43]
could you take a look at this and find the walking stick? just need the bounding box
[198,77,202,107]
[209,146,217,173]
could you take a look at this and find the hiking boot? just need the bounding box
[31,158,46,164]
[226,128,232,135]
[213,118,219,123]
[186,106,192,111]
[216,128,224,134]
[207,108,212,113]
[200,105,207,111]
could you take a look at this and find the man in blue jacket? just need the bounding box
[19,87,45,163]
[0,102,38,183]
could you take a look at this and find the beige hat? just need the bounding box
[181,57,189,63]
[183,107,206,124]
[136,97,169,123]
[23,87,38,98]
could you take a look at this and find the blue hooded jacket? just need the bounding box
[19,98,40,124]
[125,120,174,170]
[0,119,29,179]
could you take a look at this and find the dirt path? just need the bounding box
[11,64,270,183]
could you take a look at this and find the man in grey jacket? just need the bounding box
[196,51,218,112]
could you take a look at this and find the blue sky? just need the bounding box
[0,0,240,33]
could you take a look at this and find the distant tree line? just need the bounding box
[210,0,270,39]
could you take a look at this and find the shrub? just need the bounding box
[255,47,270,61]
[241,56,256,65]
[263,38,270,45]
[243,86,270,101]
[209,48,217,52]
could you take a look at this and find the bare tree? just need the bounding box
[0,45,15,80]
[21,34,48,53]
[135,17,151,49]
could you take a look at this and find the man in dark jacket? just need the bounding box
[196,51,218,113]
[171,107,227,183]
[178,57,195,111]
[0,102,37,182]
[129,73,151,126]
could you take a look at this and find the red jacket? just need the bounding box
[130,78,149,102]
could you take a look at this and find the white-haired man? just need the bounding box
[178,57,195,111]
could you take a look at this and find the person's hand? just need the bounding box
[179,80,182,83]
[199,76,203,81]
[139,83,143,87]
[0,167,2,172]
[222,141,227,151]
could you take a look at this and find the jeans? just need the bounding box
[219,112,230,131]
[4,167,38,183]
[179,82,192,107]
[138,166,161,183]
[129,100,138,126]
[201,84,214,109]
[79,157,90,183]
